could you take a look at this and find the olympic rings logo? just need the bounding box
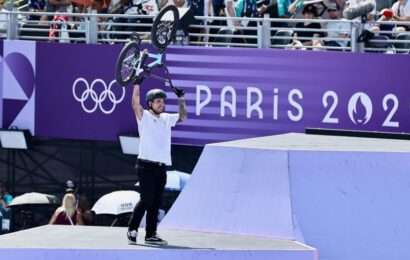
[72,78,126,114]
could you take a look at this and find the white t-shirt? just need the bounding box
[137,110,179,166]
[392,0,410,17]
[326,20,351,47]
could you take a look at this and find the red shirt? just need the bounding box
[54,210,77,225]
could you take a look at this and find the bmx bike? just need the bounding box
[115,5,180,92]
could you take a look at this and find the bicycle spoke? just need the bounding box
[121,66,133,78]
[123,54,136,63]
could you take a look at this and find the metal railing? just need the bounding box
[1,9,410,54]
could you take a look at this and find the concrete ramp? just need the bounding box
[0,225,318,260]
[161,146,297,239]
[162,133,410,260]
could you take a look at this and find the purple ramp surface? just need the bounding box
[289,150,410,260]
[161,144,296,239]
[2,249,315,260]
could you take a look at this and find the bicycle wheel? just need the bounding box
[115,41,140,86]
[151,5,179,50]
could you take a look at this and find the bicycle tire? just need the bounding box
[151,5,179,51]
[115,41,140,86]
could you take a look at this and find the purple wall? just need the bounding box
[290,150,410,260]
[1,40,36,133]
[2,40,410,145]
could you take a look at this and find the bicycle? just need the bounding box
[115,5,182,94]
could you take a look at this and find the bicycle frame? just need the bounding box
[115,5,179,87]
[135,51,163,76]
[131,49,176,90]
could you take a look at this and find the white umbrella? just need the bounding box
[165,170,191,191]
[92,190,166,227]
[9,192,59,206]
[92,190,140,215]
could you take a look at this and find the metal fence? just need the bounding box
[1,9,410,54]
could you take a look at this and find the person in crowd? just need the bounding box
[294,4,325,46]
[49,193,84,225]
[46,0,73,13]
[173,0,196,44]
[325,2,351,48]
[391,0,410,21]
[0,182,13,211]
[377,0,410,32]
[77,194,94,225]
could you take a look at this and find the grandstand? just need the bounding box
[0,0,409,52]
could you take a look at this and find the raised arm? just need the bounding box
[178,96,187,122]
[132,84,144,121]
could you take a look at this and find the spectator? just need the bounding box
[274,0,291,17]
[49,193,84,225]
[174,0,195,44]
[325,3,351,47]
[211,0,225,16]
[378,0,410,32]
[261,0,293,39]
[225,0,238,27]
[0,182,13,210]
[64,180,94,225]
[0,182,12,233]
[46,0,72,13]
[40,0,73,24]
[235,0,258,19]
[123,0,158,14]
[185,0,210,44]
[27,0,46,20]
[187,0,207,17]
[294,4,324,45]
[392,0,410,21]
[0,0,7,38]
[288,0,304,16]
[121,0,158,38]
[234,0,260,44]
[77,195,94,225]
[206,0,231,44]
[108,0,127,13]
[259,0,289,18]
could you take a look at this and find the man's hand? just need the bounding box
[173,87,185,98]
[133,75,145,85]
[133,49,149,85]
[258,4,268,15]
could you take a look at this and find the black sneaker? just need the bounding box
[127,230,138,245]
[145,235,168,246]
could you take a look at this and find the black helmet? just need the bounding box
[145,89,167,104]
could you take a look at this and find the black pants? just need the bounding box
[128,160,167,238]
